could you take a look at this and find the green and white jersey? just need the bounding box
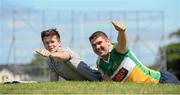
[96,43,160,83]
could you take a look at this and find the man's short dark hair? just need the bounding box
[41,28,60,41]
[89,31,109,41]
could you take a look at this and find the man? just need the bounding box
[36,28,101,81]
[89,21,179,84]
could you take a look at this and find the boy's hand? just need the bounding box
[112,21,126,32]
[35,49,51,57]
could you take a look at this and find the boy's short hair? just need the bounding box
[89,31,109,41]
[41,28,60,41]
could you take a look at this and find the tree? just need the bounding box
[164,29,180,79]
[30,54,46,64]
[29,54,49,75]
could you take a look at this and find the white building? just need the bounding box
[0,68,30,82]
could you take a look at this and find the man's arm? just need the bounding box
[112,21,127,54]
[35,49,71,61]
[50,70,59,81]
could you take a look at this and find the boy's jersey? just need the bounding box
[96,44,160,83]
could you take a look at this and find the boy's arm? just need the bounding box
[112,21,127,54]
[35,49,71,61]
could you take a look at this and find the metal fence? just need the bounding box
[1,10,165,67]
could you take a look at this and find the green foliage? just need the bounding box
[0,81,180,94]
[166,43,180,63]
[164,29,180,79]
[23,63,49,75]
[169,29,180,39]
[28,54,49,75]
[30,54,46,64]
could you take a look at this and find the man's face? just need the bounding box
[42,35,60,52]
[90,36,110,58]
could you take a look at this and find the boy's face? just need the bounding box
[90,36,110,58]
[42,35,60,52]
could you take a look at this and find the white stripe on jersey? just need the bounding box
[110,57,136,82]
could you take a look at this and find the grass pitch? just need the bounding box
[0,81,180,94]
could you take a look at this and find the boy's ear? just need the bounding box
[42,41,45,46]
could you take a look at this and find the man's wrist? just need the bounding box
[119,28,126,32]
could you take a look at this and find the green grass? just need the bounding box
[0,81,180,94]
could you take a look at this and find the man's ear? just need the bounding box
[105,38,110,44]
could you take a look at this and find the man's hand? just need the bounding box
[35,49,51,57]
[112,21,127,54]
[112,21,126,32]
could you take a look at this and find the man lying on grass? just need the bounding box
[35,28,101,81]
[89,20,180,84]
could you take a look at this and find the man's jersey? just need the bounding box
[96,44,160,83]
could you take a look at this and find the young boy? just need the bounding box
[89,21,179,84]
[35,28,101,81]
